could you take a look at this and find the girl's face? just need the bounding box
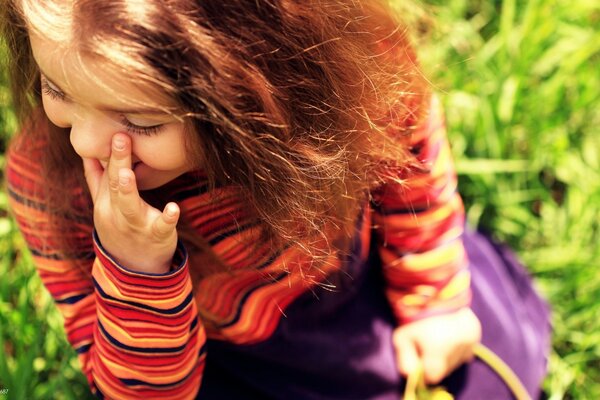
[29,32,193,191]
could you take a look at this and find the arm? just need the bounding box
[371,95,480,383]
[6,136,204,399]
[371,95,470,324]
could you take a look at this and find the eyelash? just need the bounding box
[41,78,66,101]
[40,76,165,136]
[119,117,164,136]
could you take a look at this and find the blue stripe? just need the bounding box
[198,342,207,356]
[171,185,209,201]
[255,245,288,270]
[207,221,261,246]
[56,293,89,304]
[371,189,458,215]
[120,359,201,387]
[28,248,94,260]
[76,343,92,354]
[6,188,46,211]
[95,387,105,399]
[218,271,289,329]
[189,316,198,332]
[97,320,190,354]
[7,187,91,224]
[93,279,193,315]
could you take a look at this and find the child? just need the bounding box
[2,0,550,398]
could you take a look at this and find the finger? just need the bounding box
[116,168,143,223]
[422,353,448,385]
[463,345,476,363]
[108,134,132,200]
[394,332,420,378]
[446,342,475,373]
[152,202,180,239]
[82,157,103,201]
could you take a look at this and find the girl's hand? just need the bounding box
[393,307,482,385]
[83,133,180,274]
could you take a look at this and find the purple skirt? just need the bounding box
[197,229,551,399]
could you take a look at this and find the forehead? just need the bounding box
[29,30,178,113]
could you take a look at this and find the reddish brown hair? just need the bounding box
[1,0,429,277]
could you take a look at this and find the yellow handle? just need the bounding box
[472,344,532,400]
[403,344,532,400]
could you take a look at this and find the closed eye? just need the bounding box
[41,76,67,101]
[120,116,165,136]
[41,73,167,136]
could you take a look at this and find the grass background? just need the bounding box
[1,0,599,398]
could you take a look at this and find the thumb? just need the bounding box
[422,352,448,385]
[82,158,103,201]
[394,332,421,378]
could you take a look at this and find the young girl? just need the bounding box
[2,0,550,398]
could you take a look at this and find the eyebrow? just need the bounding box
[39,69,172,116]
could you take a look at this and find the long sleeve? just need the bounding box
[371,95,471,324]
[6,138,205,399]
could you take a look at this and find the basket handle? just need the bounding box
[403,343,532,400]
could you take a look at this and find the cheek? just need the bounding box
[133,135,190,169]
[42,97,72,128]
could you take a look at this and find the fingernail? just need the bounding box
[114,136,126,150]
[166,204,177,217]
[119,174,130,185]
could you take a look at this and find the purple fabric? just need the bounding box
[440,228,551,399]
[196,229,551,399]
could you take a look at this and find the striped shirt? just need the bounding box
[6,95,470,399]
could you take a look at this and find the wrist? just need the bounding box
[92,230,185,276]
[130,263,171,274]
[112,254,173,274]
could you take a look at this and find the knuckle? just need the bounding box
[108,178,120,192]
[119,200,141,220]
[120,207,138,219]
[152,222,169,239]
[425,363,446,384]
[112,151,125,161]
[426,370,444,385]
[151,230,167,243]
[425,357,447,383]
[93,200,111,219]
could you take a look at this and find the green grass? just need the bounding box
[1,0,600,398]
[0,18,93,400]
[416,0,600,398]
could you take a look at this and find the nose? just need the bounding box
[68,110,112,162]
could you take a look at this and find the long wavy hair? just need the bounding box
[1,0,429,279]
